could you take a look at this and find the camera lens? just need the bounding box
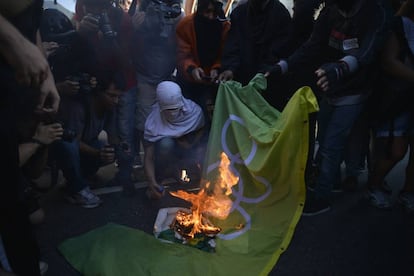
[62,129,77,142]
[99,12,116,39]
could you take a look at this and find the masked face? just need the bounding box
[333,0,357,11]
[162,108,181,122]
[249,0,270,12]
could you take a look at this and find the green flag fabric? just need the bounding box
[59,74,319,276]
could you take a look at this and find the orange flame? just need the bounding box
[170,152,239,239]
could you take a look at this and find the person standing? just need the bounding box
[265,0,392,215]
[175,0,230,127]
[367,0,414,211]
[218,0,293,111]
[130,0,183,177]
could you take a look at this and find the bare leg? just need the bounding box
[402,137,414,193]
[368,136,409,189]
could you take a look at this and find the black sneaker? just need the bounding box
[302,197,331,216]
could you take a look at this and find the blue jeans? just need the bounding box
[314,99,364,199]
[153,137,178,180]
[153,135,206,180]
[135,81,157,132]
[51,139,103,194]
[117,86,138,155]
[344,111,370,176]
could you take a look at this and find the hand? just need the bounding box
[191,67,205,82]
[260,64,281,78]
[100,145,115,164]
[32,122,63,145]
[78,14,100,35]
[7,38,49,88]
[210,69,219,82]
[132,11,146,29]
[218,70,234,82]
[37,71,60,113]
[56,79,81,96]
[42,41,59,58]
[315,62,349,92]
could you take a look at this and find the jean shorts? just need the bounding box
[375,111,414,137]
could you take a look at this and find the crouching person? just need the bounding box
[144,81,206,199]
[50,70,128,208]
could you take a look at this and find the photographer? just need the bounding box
[49,70,127,208]
[40,8,98,100]
[74,0,140,171]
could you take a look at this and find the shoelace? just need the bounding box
[80,188,97,200]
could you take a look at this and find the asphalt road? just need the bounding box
[34,154,414,276]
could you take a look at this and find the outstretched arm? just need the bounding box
[0,14,60,112]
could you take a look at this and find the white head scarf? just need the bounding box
[144,81,205,142]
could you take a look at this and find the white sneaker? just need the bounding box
[39,261,48,275]
[66,187,102,208]
[132,155,143,169]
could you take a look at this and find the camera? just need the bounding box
[91,12,117,39]
[34,110,77,143]
[61,127,77,142]
[67,73,93,95]
[152,0,181,18]
[51,120,77,142]
[99,12,117,39]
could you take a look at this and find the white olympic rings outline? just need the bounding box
[206,114,272,240]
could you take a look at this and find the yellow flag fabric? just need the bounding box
[59,74,319,276]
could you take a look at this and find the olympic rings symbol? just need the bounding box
[206,114,272,240]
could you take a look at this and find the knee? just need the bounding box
[157,138,175,158]
[52,140,79,158]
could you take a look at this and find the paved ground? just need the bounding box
[33,152,414,276]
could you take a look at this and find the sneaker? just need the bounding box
[66,187,102,208]
[398,192,414,213]
[39,261,48,276]
[302,197,331,216]
[132,155,143,169]
[365,188,392,210]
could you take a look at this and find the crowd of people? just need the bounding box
[1,0,413,274]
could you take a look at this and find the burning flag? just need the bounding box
[169,152,239,238]
[59,74,319,275]
[154,152,239,251]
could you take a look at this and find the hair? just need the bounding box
[82,0,115,7]
[196,0,223,15]
[95,70,126,93]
